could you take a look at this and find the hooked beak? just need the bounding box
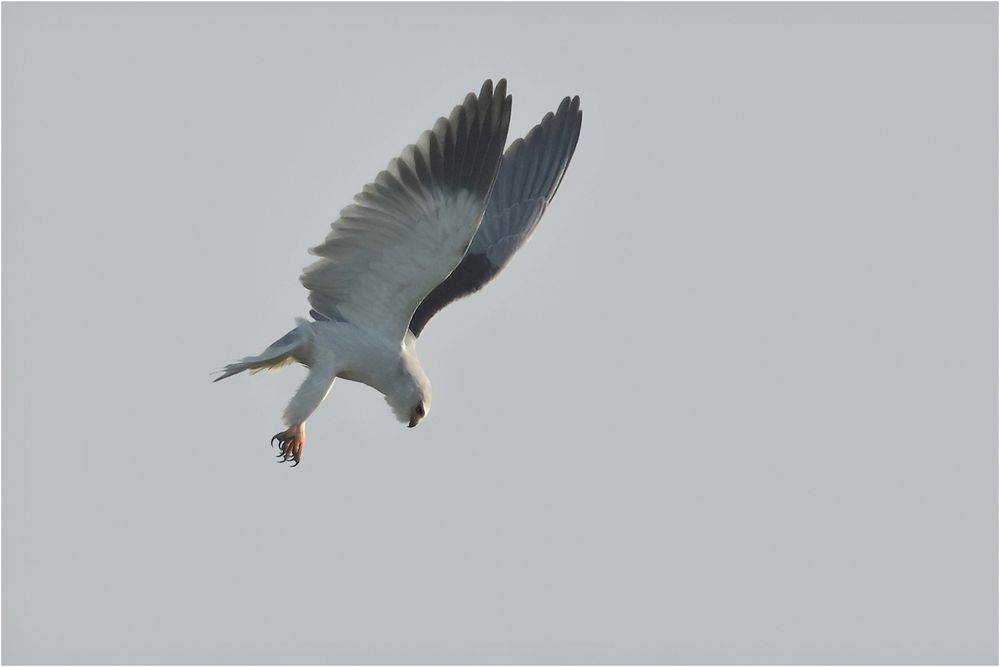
[408,417,418,428]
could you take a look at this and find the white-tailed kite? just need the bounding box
[215,79,582,465]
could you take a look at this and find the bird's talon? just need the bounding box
[269,425,305,466]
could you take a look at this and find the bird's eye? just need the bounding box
[415,403,426,417]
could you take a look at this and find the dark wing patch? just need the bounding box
[301,80,512,340]
[408,95,582,337]
[407,254,499,336]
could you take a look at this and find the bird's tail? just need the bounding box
[213,319,311,382]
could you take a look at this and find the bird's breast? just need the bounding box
[310,320,400,392]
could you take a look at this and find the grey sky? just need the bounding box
[3,2,997,664]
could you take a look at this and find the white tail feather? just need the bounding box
[213,321,310,382]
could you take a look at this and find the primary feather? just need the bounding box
[408,95,583,336]
[302,80,512,342]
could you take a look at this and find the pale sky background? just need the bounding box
[3,2,997,664]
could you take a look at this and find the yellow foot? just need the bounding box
[271,424,305,467]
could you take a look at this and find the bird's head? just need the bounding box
[385,361,432,428]
[386,389,432,428]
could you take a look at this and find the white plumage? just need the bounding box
[216,80,582,465]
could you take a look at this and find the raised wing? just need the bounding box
[301,80,512,341]
[408,95,582,337]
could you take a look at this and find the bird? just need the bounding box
[215,79,582,466]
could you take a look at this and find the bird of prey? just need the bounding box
[215,79,582,465]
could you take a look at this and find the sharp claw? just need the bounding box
[267,427,304,467]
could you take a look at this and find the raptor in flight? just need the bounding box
[215,79,582,465]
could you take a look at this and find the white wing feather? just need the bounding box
[301,80,512,342]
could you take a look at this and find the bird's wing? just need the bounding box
[407,95,582,337]
[301,80,512,342]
